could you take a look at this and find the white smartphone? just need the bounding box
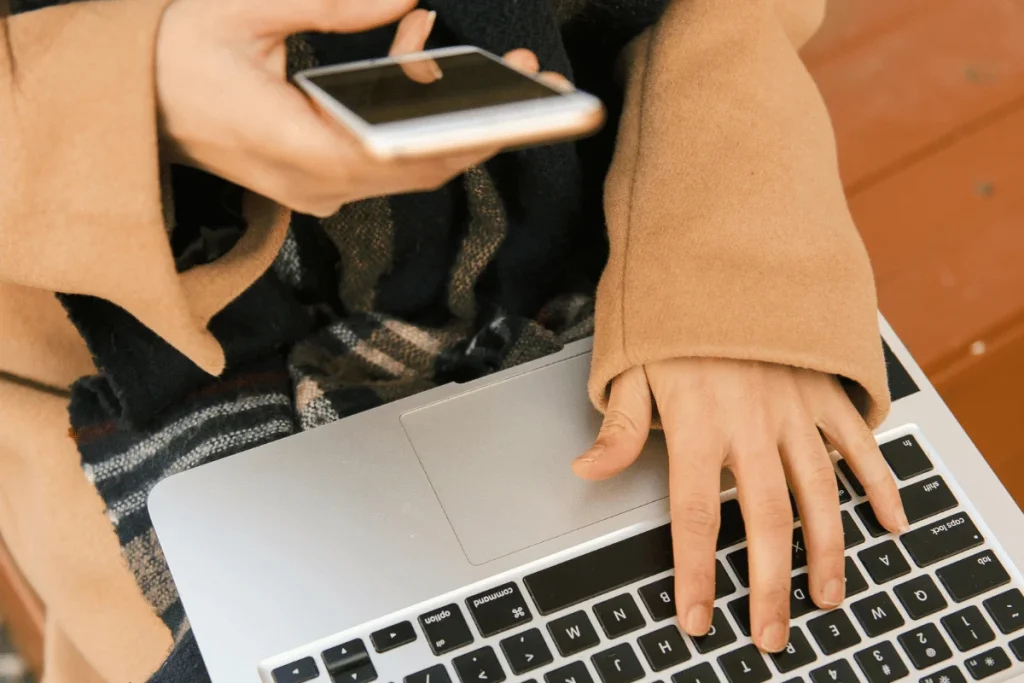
[294,46,606,160]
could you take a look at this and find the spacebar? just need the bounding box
[523,524,673,615]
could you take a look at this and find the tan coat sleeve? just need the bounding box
[590,0,889,428]
[0,0,288,378]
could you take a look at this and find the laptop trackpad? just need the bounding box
[400,352,669,566]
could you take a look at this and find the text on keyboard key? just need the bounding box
[548,610,600,657]
[545,662,593,683]
[692,608,737,654]
[941,606,995,652]
[982,588,1024,634]
[894,575,947,620]
[420,605,474,655]
[371,621,416,653]
[920,666,967,683]
[850,592,905,637]
[789,574,817,618]
[639,625,691,671]
[672,662,722,683]
[272,658,320,683]
[792,527,809,571]
[718,644,772,683]
[406,665,451,683]
[898,623,953,670]
[880,436,933,481]
[854,641,909,683]
[810,659,859,683]
[453,647,506,683]
[593,593,645,639]
[499,628,552,675]
[964,647,1011,680]
[639,576,676,621]
[592,642,645,683]
[837,476,853,504]
[808,610,862,655]
[900,512,983,568]
[769,627,817,673]
[466,583,532,637]
[936,551,1011,603]
[858,541,911,584]
[901,476,958,525]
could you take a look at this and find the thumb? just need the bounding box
[573,366,652,481]
[246,0,418,38]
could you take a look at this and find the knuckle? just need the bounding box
[600,408,642,439]
[672,501,720,538]
[758,497,795,531]
[806,459,839,492]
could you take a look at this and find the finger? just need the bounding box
[538,71,574,92]
[818,396,909,535]
[503,49,540,73]
[733,444,793,653]
[573,366,652,480]
[390,10,443,84]
[780,420,845,610]
[246,0,418,37]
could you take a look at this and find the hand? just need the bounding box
[155,0,556,216]
[574,359,909,652]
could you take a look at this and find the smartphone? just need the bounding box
[293,46,606,160]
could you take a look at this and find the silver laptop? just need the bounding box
[148,315,1024,683]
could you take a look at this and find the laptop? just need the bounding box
[148,315,1024,683]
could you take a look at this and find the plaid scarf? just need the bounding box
[43,0,674,679]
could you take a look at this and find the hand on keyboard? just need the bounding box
[572,360,911,654]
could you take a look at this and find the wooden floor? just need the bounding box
[803,0,1024,503]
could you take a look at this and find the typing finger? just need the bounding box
[390,10,442,84]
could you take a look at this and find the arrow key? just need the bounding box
[453,646,506,683]
[339,663,378,683]
[272,657,320,683]
[371,621,417,653]
[500,628,553,675]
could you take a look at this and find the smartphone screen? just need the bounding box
[305,51,562,125]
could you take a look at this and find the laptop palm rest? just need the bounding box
[401,352,670,566]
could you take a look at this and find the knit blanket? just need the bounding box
[46,0,672,679]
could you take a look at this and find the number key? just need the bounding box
[898,624,952,670]
[854,641,909,683]
[941,606,995,652]
[810,660,858,683]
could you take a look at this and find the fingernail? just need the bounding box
[574,446,603,466]
[424,10,437,34]
[822,578,845,608]
[894,506,910,534]
[685,605,710,635]
[431,63,444,80]
[759,622,788,652]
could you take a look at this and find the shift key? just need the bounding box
[901,512,983,567]
[900,476,958,525]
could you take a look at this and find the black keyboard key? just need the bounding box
[920,667,967,683]
[838,460,865,497]
[881,436,933,481]
[837,476,853,505]
[850,592,905,637]
[901,513,983,568]
[719,499,746,550]
[673,662,721,683]
[894,575,948,620]
[899,624,953,670]
[421,605,474,655]
[901,476,958,525]
[855,503,888,538]
[846,557,869,597]
[854,641,909,683]
[273,658,320,683]
[371,621,416,653]
[1010,635,1024,661]
[640,576,676,621]
[982,588,1024,634]
[784,679,805,683]
[639,624,691,671]
[692,608,737,654]
[770,627,817,673]
[334,663,378,683]
[525,524,672,615]
[810,659,858,683]
[937,551,1011,603]
[406,665,451,683]
[942,606,996,652]
[717,560,737,598]
[453,647,505,683]
[545,662,593,683]
[500,629,552,675]
[467,583,532,637]
[859,541,912,584]
[592,643,645,683]
[322,639,369,674]
[594,593,645,638]
[790,574,817,618]
[964,647,1011,680]
[548,611,600,657]
[729,594,752,636]
[792,527,809,571]
[727,549,750,588]
[718,644,772,683]
[808,610,862,655]
[842,512,865,549]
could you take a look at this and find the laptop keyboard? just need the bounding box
[262,428,1024,683]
